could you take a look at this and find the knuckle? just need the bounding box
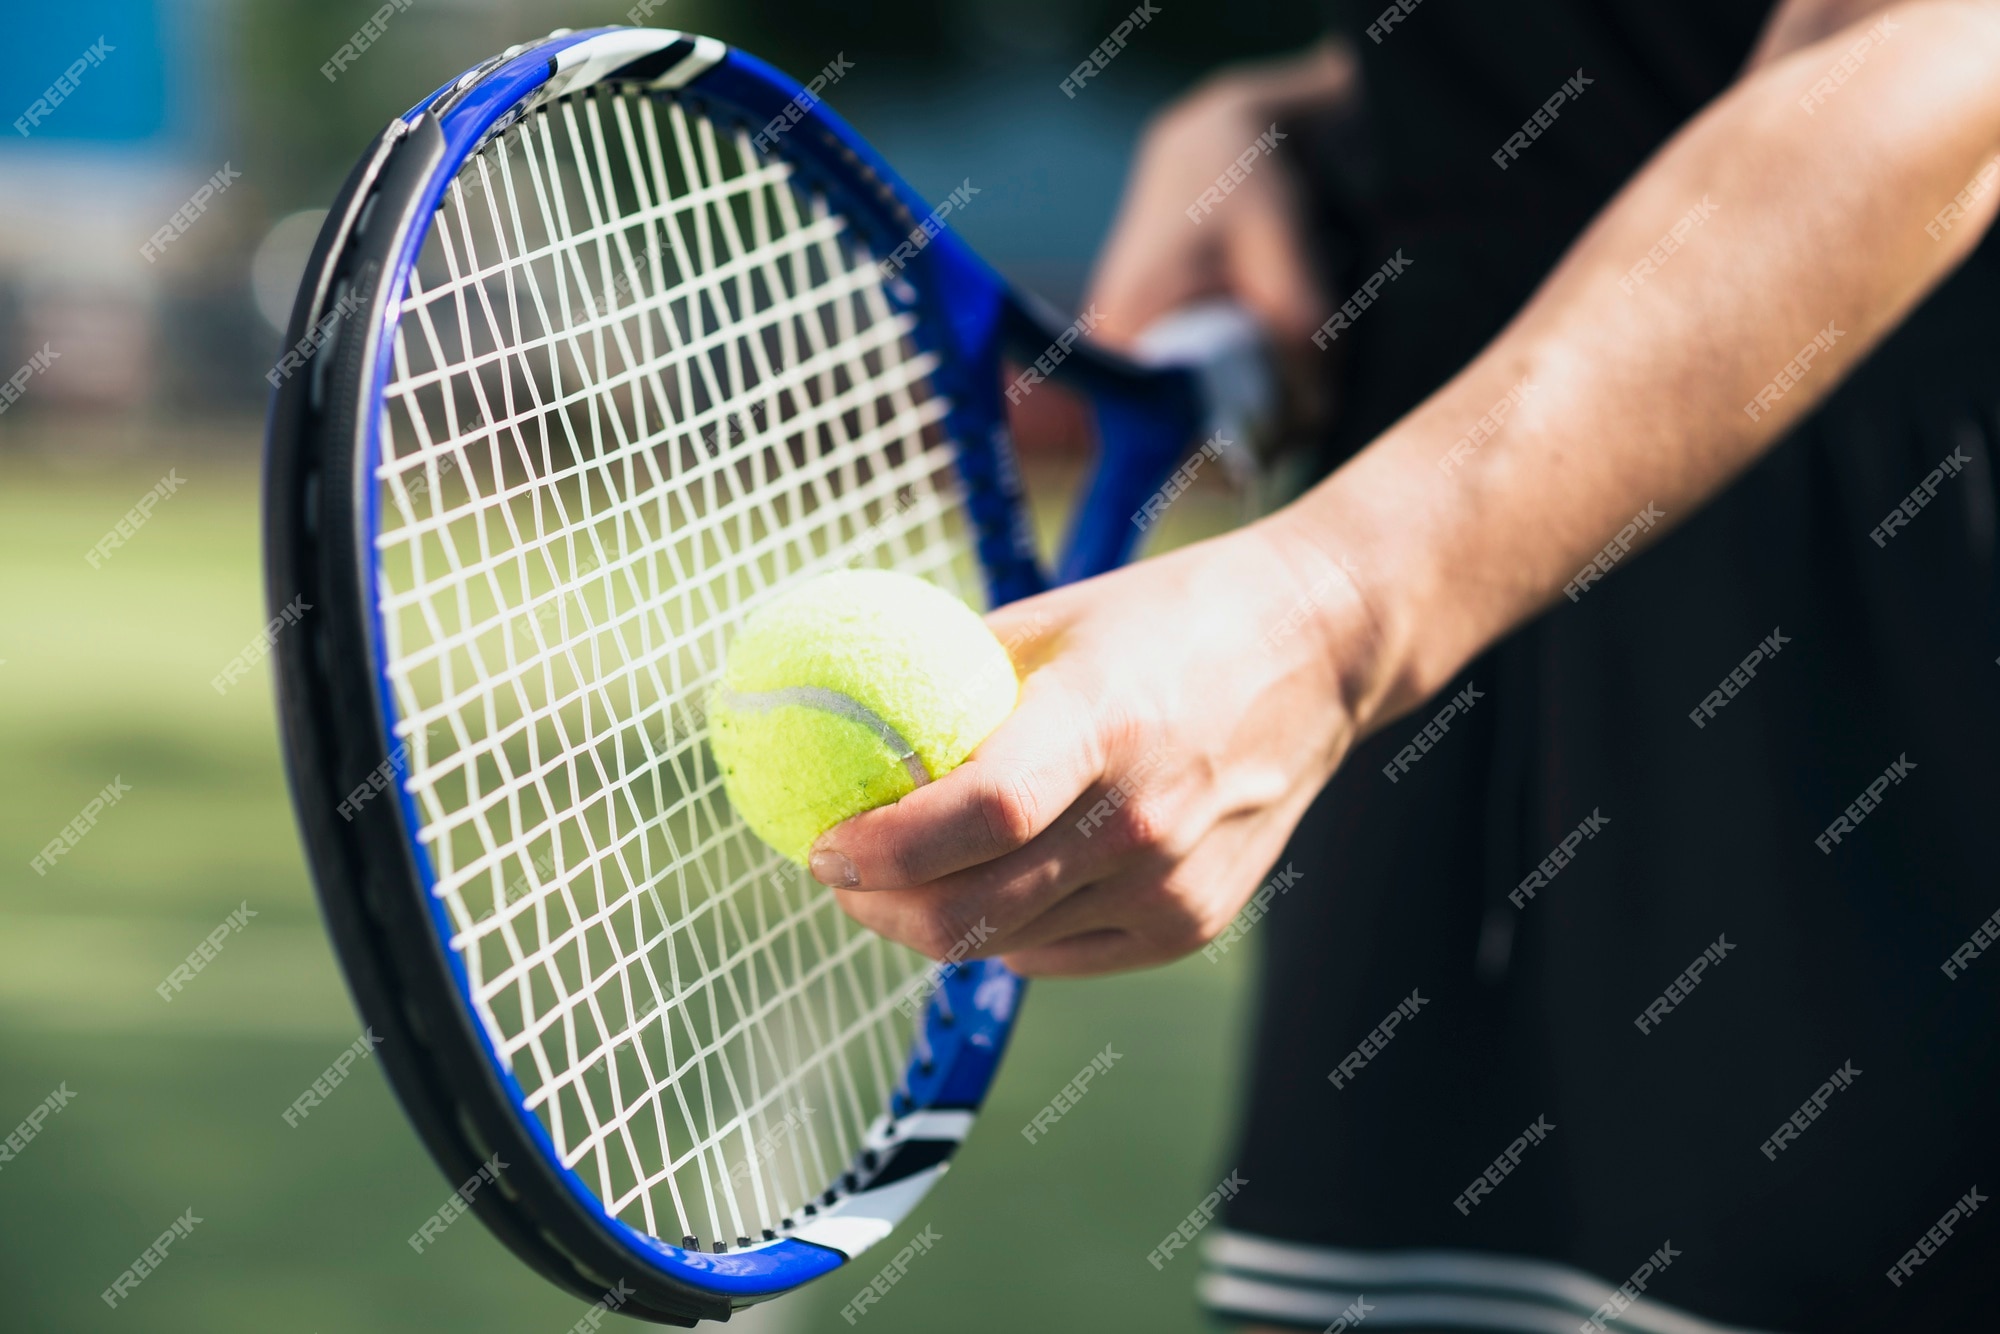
[908,904,976,962]
[1138,99,1198,148]
[883,834,933,890]
[1141,88,1238,156]
[976,767,1043,853]
[1173,75,1254,125]
[1131,876,1207,954]
[1097,792,1174,859]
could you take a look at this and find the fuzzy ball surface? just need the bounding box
[709,569,1018,864]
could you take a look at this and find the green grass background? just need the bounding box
[0,439,1255,1334]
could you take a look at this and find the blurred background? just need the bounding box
[0,1,1328,1331]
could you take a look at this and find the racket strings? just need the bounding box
[374,85,977,1248]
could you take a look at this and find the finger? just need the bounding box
[1220,180,1339,433]
[1002,928,1148,978]
[1084,150,1229,342]
[1257,38,1357,106]
[977,856,1179,962]
[809,663,1107,892]
[1001,810,1292,976]
[983,593,1067,672]
[1220,173,1332,344]
[829,768,1176,958]
[827,832,1084,963]
[1086,222,1224,347]
[1000,887,1210,977]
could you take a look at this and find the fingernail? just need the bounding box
[809,848,859,889]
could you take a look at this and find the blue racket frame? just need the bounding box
[271,25,1208,1321]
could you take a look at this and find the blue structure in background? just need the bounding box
[842,71,1162,312]
[0,0,196,148]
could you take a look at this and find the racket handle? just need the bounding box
[1053,300,1280,584]
[1053,367,1198,583]
[1128,300,1281,489]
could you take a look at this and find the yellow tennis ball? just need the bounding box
[710,568,1018,865]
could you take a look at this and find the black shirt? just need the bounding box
[1213,3,2000,1330]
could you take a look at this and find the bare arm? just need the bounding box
[1291,0,2000,725]
[816,1,2000,977]
[1748,0,1918,65]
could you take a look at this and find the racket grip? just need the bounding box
[1053,300,1279,584]
[1055,371,1205,583]
[1129,300,1282,489]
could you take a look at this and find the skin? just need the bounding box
[807,0,2000,991]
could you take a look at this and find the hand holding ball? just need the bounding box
[710,569,1018,864]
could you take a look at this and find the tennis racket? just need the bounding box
[265,25,1275,1324]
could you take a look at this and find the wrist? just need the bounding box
[1257,436,1472,738]
[1248,498,1415,743]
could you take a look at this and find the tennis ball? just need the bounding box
[710,568,1018,865]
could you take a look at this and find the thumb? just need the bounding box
[985,593,1068,677]
[1220,172,1332,346]
[809,661,1106,892]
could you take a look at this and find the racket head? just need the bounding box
[264,26,1205,1321]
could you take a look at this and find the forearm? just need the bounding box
[1280,0,2000,729]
